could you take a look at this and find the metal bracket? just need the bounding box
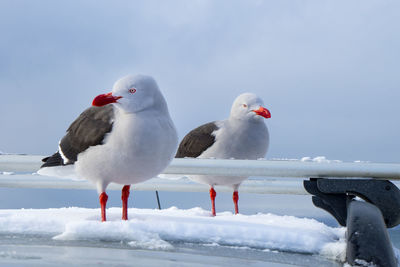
[304,178,400,228]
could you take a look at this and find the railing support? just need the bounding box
[346,201,396,266]
[304,178,400,266]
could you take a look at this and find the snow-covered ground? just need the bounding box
[0,207,346,262]
[0,207,345,255]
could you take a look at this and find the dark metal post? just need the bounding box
[155,191,161,210]
[346,201,396,267]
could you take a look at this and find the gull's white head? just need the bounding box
[92,74,168,114]
[230,93,271,122]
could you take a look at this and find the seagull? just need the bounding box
[39,74,178,221]
[176,93,271,216]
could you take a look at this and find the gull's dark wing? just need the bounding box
[175,122,219,158]
[41,105,114,167]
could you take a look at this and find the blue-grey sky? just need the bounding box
[1,0,399,162]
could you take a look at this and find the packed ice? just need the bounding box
[0,206,347,262]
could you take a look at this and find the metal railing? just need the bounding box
[1,155,400,195]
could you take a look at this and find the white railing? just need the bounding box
[1,155,400,195]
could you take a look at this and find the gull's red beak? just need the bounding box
[92,92,122,107]
[253,107,271,119]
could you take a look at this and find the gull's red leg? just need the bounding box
[99,192,108,222]
[210,187,217,216]
[233,191,239,214]
[121,185,131,220]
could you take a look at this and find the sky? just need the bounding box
[1,0,399,162]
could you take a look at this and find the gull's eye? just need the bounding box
[129,88,137,94]
[242,104,247,108]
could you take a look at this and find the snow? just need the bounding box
[0,206,346,262]
[300,156,342,163]
[271,156,367,164]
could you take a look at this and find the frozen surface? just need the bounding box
[0,207,346,261]
[0,243,308,267]
[0,188,345,266]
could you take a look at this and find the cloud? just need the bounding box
[1,0,399,162]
